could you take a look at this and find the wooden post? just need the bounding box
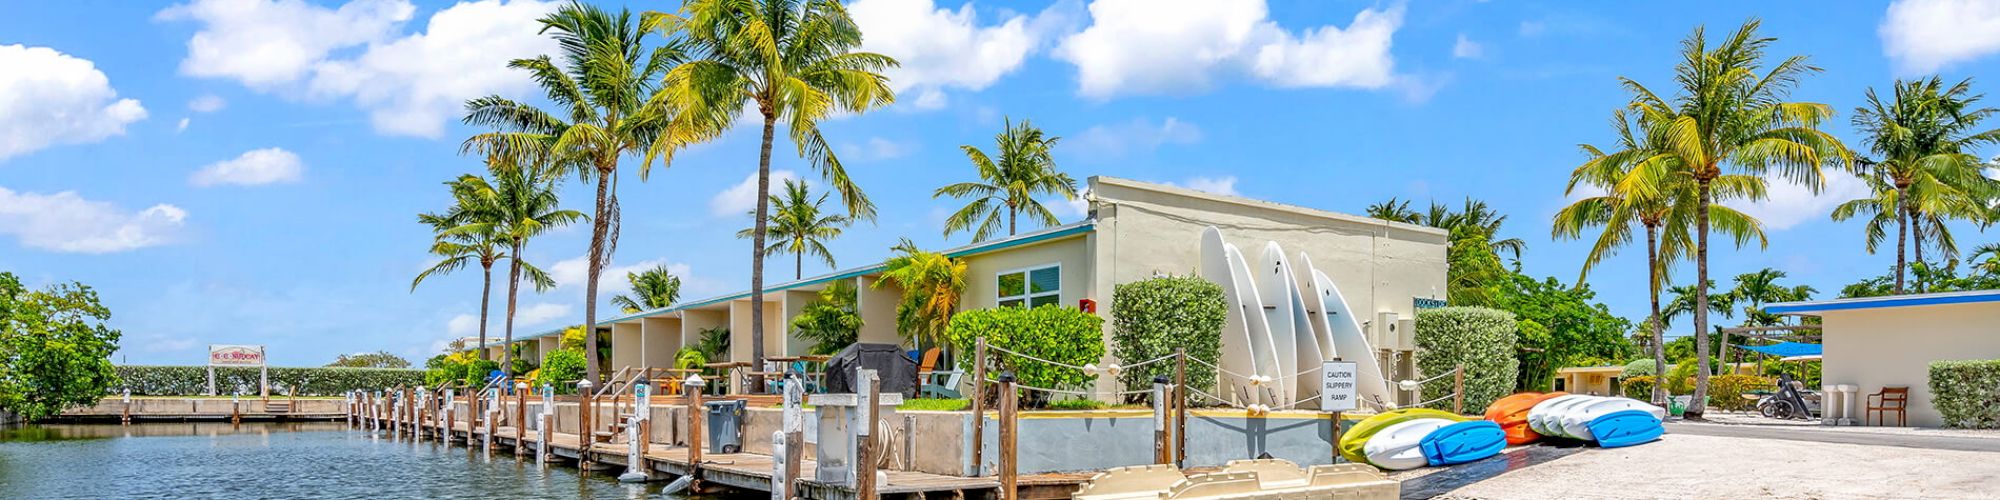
[856,370,881,500]
[997,373,1018,500]
[1331,411,1343,464]
[1152,376,1169,464]
[120,389,131,425]
[969,338,987,475]
[516,382,528,445]
[782,373,804,500]
[685,375,707,487]
[1453,364,1466,415]
[579,379,596,468]
[1174,348,1188,466]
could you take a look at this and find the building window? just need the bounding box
[998,265,1061,308]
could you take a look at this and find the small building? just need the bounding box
[1767,290,2000,427]
[1553,363,1759,397]
[498,176,1450,401]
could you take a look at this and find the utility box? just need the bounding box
[705,400,746,453]
[808,392,903,485]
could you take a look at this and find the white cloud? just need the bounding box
[710,170,802,217]
[1881,0,2000,74]
[1518,21,1546,37]
[1053,188,1091,219]
[1452,33,1483,59]
[840,137,911,162]
[0,186,187,253]
[191,147,305,187]
[1168,175,1241,197]
[911,89,949,110]
[511,302,571,327]
[0,45,148,161]
[177,118,192,132]
[850,0,1065,108]
[188,94,227,113]
[547,255,724,300]
[446,313,479,336]
[1055,0,1403,98]
[1070,117,1202,159]
[1730,170,1872,231]
[159,0,559,137]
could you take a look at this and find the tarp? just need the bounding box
[1735,341,1822,358]
[824,343,918,396]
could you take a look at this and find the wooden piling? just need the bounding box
[686,378,704,477]
[970,338,987,475]
[1174,348,1188,466]
[857,370,881,500]
[998,374,1018,500]
[782,374,804,500]
[1153,377,1169,464]
[515,382,528,445]
[1453,364,1465,415]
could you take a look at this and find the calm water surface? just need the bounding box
[0,421,695,499]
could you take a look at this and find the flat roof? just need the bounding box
[1765,289,2000,316]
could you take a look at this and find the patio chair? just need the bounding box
[915,347,964,399]
[1866,386,1908,426]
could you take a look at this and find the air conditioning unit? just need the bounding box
[1373,312,1403,351]
[1398,317,1417,351]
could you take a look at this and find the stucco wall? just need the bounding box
[975,411,1340,474]
[1820,301,2000,427]
[957,236,1092,312]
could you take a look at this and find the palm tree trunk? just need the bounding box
[1647,224,1666,407]
[504,242,523,379]
[478,262,494,361]
[1912,213,1925,293]
[797,251,804,281]
[1689,179,1713,419]
[584,160,611,385]
[750,110,777,389]
[1008,207,1017,236]
[1894,186,1908,295]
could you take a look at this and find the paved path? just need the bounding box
[1666,422,2000,453]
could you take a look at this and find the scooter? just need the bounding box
[1757,372,1821,420]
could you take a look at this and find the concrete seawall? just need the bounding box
[51,397,346,422]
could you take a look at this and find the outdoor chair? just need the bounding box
[1866,386,1908,426]
[915,347,965,399]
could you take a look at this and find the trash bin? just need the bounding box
[1669,395,1691,417]
[705,400,746,453]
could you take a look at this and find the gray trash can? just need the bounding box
[705,400,746,453]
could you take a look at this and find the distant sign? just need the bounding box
[1321,360,1359,412]
[209,345,265,367]
[1413,297,1449,310]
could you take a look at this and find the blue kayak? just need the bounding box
[1586,409,1665,448]
[1421,420,1508,466]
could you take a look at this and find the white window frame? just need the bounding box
[996,263,1062,308]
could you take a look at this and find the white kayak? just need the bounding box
[1560,397,1667,441]
[1363,418,1457,470]
[1528,395,1597,438]
[1229,243,1285,404]
[1199,227,1261,403]
[1255,242,1306,404]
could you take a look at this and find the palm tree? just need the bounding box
[464,3,711,383]
[936,117,1078,241]
[737,179,851,279]
[449,159,582,377]
[658,0,897,378]
[1726,268,1815,327]
[1971,242,2000,276]
[1620,20,1848,418]
[413,187,508,361]
[873,239,965,347]
[1556,108,1766,406]
[612,265,683,314]
[1364,198,1423,224]
[1846,77,2000,294]
[1662,281,1734,331]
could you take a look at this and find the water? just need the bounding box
[0,422,694,499]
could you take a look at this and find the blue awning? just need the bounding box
[1735,342,1822,358]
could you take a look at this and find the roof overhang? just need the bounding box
[1765,289,2000,316]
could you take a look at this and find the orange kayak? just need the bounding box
[1484,392,1568,445]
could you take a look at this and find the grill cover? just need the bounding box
[824,343,919,396]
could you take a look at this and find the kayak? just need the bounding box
[1421,420,1508,466]
[1527,395,1595,438]
[1587,409,1666,448]
[1484,392,1568,445]
[1559,397,1666,441]
[1363,418,1457,470]
[1337,408,1468,463]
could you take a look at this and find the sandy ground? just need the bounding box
[1437,434,2000,499]
[1690,413,2000,440]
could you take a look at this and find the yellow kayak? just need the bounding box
[1337,408,1467,463]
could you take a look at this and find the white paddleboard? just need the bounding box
[1363,418,1456,470]
[1311,268,1393,407]
[1528,395,1597,438]
[1199,227,1261,404]
[1227,243,1284,405]
[1256,242,1300,403]
[1561,397,1667,441]
[1294,252,1339,360]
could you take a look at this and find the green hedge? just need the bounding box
[534,348,587,393]
[1931,359,2000,428]
[1111,275,1225,400]
[115,366,425,396]
[1414,307,1519,414]
[946,305,1105,403]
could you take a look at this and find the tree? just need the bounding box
[659,0,897,387]
[412,180,509,361]
[1972,243,2000,277]
[464,3,710,383]
[1843,77,2000,293]
[874,239,966,347]
[1490,273,1634,391]
[737,179,850,279]
[1364,198,1422,224]
[1372,197,1526,306]
[936,117,1078,241]
[457,160,581,378]
[1620,20,1848,418]
[791,280,861,355]
[1662,280,1734,329]
[328,351,412,369]
[1724,268,1815,327]
[0,273,122,421]
[612,264,682,314]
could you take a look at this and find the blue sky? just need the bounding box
[4,0,1998,366]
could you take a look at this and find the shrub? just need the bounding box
[423,352,472,387]
[675,347,707,370]
[1622,359,1659,378]
[1045,398,1109,411]
[114,366,424,396]
[1663,360,1698,394]
[1623,375,1658,400]
[945,305,1105,403]
[1706,374,1775,412]
[792,281,862,355]
[463,359,500,387]
[1930,359,2000,428]
[1110,275,1225,401]
[535,348,587,393]
[1414,307,1519,414]
[1513,319,1555,392]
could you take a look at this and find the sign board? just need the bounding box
[1413,297,1449,310]
[209,345,266,366]
[1320,361,1359,412]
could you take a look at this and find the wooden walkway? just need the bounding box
[373,412,1085,500]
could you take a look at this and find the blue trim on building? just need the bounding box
[1764,289,2000,315]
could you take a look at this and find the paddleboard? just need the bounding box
[1337,408,1467,464]
[1527,394,1595,438]
[1587,409,1666,448]
[1293,252,1338,359]
[1227,243,1283,405]
[1311,268,1393,408]
[1363,418,1457,470]
[1286,268,1325,405]
[1256,242,1300,404]
[1420,420,1508,466]
[1484,391,1569,445]
[1200,227,1261,404]
[1560,397,1666,441]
